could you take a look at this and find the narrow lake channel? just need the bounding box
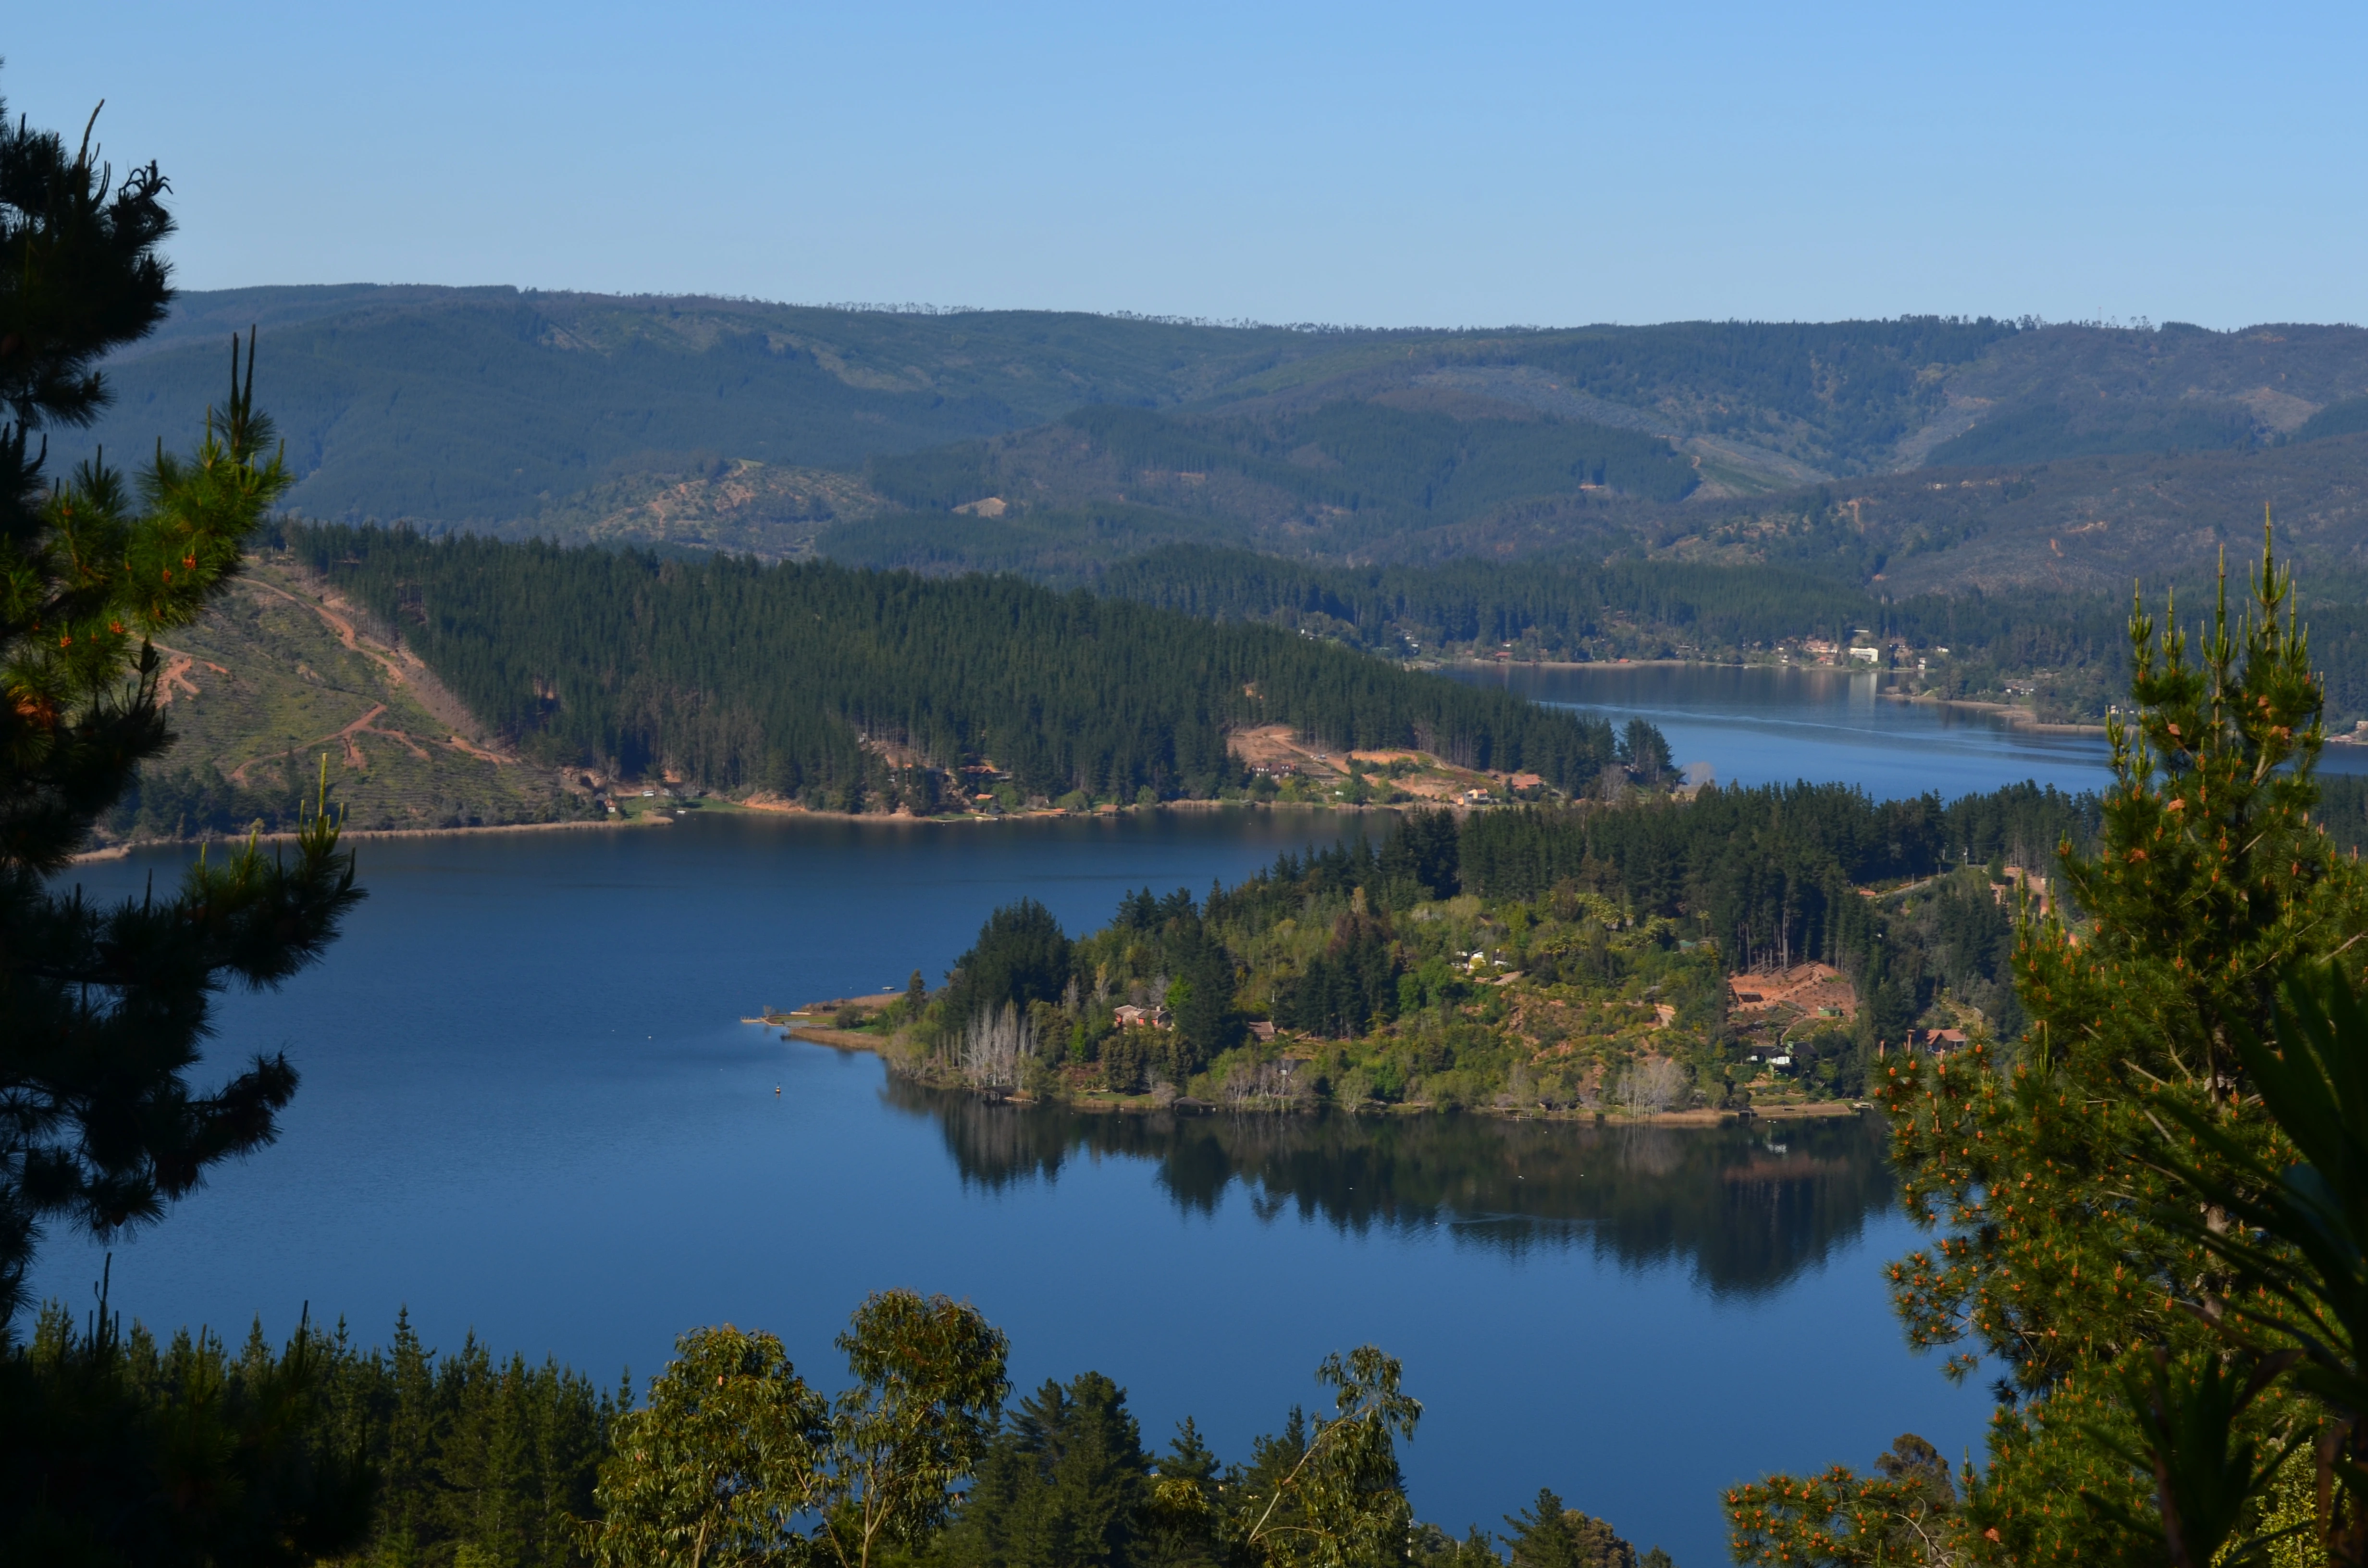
[1454,660,2368,793]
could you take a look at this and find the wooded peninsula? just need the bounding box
[262,525,1638,819]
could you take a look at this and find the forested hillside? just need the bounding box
[286,526,1637,808]
[86,293,2368,596]
[74,288,1396,530]
[864,398,1702,531]
[1093,544,2123,668]
[817,333,2368,599]
[1640,433,2368,595]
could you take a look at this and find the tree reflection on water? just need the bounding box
[880,1078,1893,1298]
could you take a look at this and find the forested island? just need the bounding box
[826,767,2368,1120]
[810,785,2084,1116]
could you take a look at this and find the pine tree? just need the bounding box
[1726,527,2368,1567]
[0,84,361,1324]
[939,1372,1152,1568]
[1504,1488,1590,1568]
[1140,1418,1228,1568]
[1503,1485,1650,1568]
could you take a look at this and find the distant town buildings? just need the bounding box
[1786,634,1949,670]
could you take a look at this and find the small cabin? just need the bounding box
[1113,1004,1172,1030]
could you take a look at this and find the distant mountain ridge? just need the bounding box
[63,287,2368,592]
[70,287,1386,529]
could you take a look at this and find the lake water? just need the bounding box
[37,810,1991,1566]
[1453,661,2368,796]
[53,664,2368,1553]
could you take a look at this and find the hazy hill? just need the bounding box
[64,288,2368,595]
[837,335,2368,591]
[1647,432,2368,596]
[1917,321,2368,465]
[67,287,1392,527]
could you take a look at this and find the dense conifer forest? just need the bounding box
[1089,543,2368,726]
[285,526,1632,807]
[1089,544,2131,686]
[866,399,1705,522]
[16,1292,1654,1568]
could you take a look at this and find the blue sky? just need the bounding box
[12,3,2365,328]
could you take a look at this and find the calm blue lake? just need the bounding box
[40,809,1986,1567]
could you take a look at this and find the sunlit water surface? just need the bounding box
[1454,661,2368,796]
[36,775,2009,1564]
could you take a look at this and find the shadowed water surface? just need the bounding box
[900,1085,1891,1297]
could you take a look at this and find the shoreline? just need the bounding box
[1884,689,2107,736]
[777,1023,1861,1126]
[75,654,2118,866]
[73,796,1431,859]
[1453,654,2112,735]
[71,812,677,862]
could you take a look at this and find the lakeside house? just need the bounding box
[1874,1027,1970,1059]
[1113,1004,1172,1030]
